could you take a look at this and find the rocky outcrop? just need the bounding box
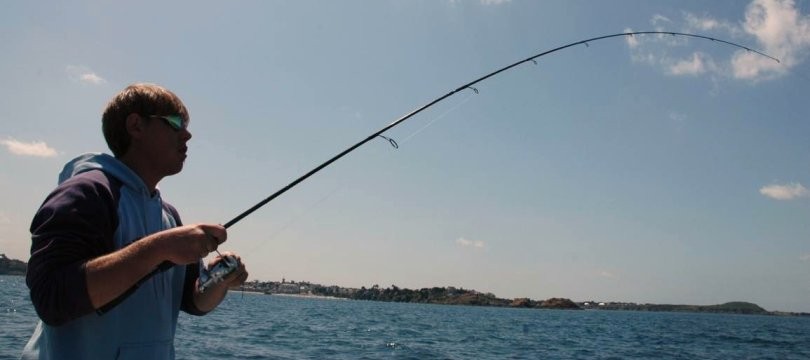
[510,298,535,308]
[0,254,27,275]
[539,297,580,309]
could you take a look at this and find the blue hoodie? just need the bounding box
[22,153,204,359]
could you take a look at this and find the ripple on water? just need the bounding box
[4,278,810,359]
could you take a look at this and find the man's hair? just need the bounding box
[102,83,189,157]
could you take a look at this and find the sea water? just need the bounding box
[2,275,809,359]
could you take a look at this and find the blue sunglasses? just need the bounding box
[147,114,186,132]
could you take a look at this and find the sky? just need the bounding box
[2,0,810,312]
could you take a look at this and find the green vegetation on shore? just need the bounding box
[580,301,770,314]
[244,279,807,315]
[282,282,580,309]
[3,253,805,316]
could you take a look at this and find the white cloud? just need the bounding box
[684,13,743,36]
[668,111,687,122]
[599,270,616,279]
[1,138,58,157]
[732,0,810,80]
[66,65,106,85]
[668,52,718,75]
[626,0,809,82]
[624,28,640,48]
[456,237,485,249]
[759,182,809,200]
[800,253,810,261]
[652,14,673,28]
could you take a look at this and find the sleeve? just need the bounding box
[26,173,118,326]
[165,204,209,316]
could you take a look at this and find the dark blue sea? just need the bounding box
[2,275,809,359]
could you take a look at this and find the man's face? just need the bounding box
[141,114,192,176]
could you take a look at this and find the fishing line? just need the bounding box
[96,31,781,314]
[398,92,475,146]
[245,183,346,254]
[222,31,780,230]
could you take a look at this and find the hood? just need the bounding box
[58,153,150,195]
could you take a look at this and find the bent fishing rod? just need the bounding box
[223,31,779,229]
[116,28,775,311]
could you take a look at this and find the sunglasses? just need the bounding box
[147,114,187,132]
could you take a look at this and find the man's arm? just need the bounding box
[83,224,226,309]
[27,174,118,325]
[27,173,227,324]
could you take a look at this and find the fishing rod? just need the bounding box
[222,31,778,230]
[111,31,780,297]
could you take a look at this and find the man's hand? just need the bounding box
[156,224,227,265]
[193,252,249,312]
[206,252,249,288]
[83,223,227,309]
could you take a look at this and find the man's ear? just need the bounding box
[125,113,146,139]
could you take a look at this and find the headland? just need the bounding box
[2,254,806,316]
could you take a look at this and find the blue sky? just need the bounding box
[2,0,810,312]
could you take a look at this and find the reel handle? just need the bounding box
[198,255,240,293]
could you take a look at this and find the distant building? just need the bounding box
[278,283,300,294]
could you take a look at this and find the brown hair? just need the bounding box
[101,83,189,157]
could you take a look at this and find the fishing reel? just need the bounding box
[198,254,240,293]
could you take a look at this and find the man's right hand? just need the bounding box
[154,223,227,265]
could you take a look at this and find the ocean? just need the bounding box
[2,275,809,359]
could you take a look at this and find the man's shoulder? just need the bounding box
[47,170,124,209]
[59,169,122,193]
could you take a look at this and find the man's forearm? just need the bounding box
[84,236,164,309]
[192,283,229,313]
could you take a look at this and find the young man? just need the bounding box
[21,83,248,359]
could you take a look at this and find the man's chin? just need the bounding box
[167,163,184,176]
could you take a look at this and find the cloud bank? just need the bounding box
[1,138,58,157]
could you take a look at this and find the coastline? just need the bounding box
[3,251,809,315]
[268,293,346,301]
[229,289,265,295]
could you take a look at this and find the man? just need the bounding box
[21,83,248,359]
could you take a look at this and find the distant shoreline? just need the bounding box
[268,293,346,301]
[228,289,264,295]
[2,253,809,316]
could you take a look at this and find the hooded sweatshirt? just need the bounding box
[21,153,204,360]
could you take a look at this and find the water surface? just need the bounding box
[2,276,808,359]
